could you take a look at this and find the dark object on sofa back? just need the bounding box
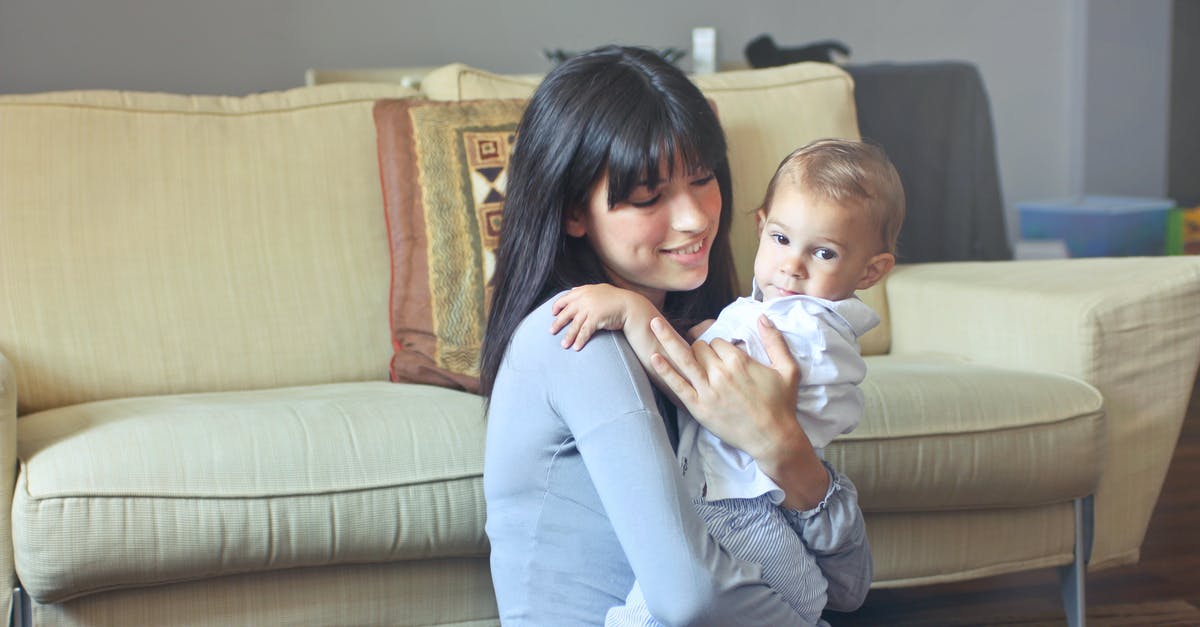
[745,34,851,66]
[846,61,1013,263]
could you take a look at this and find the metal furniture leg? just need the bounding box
[1059,495,1094,627]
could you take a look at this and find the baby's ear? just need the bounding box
[755,208,768,237]
[857,252,896,290]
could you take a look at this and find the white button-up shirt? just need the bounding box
[678,283,880,504]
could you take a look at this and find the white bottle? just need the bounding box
[692,27,717,74]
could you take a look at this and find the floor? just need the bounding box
[833,374,1200,625]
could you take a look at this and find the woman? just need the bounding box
[481,45,870,626]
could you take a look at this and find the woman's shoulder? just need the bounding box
[505,292,578,368]
[509,292,566,347]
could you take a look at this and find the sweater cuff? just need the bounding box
[784,461,841,522]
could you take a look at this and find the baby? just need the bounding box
[552,138,905,625]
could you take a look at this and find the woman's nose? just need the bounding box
[669,189,710,232]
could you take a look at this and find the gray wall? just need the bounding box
[1082,0,1172,198]
[0,1,1174,243]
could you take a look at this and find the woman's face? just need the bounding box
[567,161,722,309]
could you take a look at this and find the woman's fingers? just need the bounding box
[650,353,699,406]
[706,337,747,366]
[649,316,707,385]
[757,314,799,383]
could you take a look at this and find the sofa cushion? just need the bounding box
[418,61,891,356]
[13,382,486,603]
[27,559,498,627]
[0,84,418,415]
[832,354,1106,512]
[374,98,527,393]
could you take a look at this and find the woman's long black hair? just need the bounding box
[480,45,738,397]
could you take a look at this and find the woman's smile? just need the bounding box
[661,237,709,263]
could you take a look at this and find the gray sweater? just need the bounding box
[484,296,872,626]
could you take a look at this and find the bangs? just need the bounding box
[603,98,726,207]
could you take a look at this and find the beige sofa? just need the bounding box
[1,61,1197,626]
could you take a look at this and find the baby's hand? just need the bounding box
[687,319,716,342]
[551,285,641,350]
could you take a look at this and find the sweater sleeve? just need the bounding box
[541,320,814,625]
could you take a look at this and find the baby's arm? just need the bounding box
[551,284,663,366]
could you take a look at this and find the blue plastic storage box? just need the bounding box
[1018,196,1175,257]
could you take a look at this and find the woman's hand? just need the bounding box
[649,315,831,510]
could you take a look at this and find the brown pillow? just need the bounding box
[374,98,526,392]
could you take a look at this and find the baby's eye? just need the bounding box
[814,248,838,260]
[771,233,790,246]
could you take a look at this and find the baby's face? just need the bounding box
[753,185,884,302]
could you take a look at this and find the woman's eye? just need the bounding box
[771,233,790,246]
[629,195,661,208]
[815,248,838,260]
[691,173,716,187]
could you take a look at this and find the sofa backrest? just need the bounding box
[0,83,417,414]
[414,61,891,355]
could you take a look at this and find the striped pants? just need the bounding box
[605,494,829,626]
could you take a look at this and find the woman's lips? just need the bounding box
[662,237,708,264]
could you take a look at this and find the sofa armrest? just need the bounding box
[885,257,1200,570]
[0,352,16,619]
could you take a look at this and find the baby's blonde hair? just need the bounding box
[761,138,906,254]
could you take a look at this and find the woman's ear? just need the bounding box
[856,252,896,290]
[564,207,588,238]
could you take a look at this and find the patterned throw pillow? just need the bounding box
[373,99,526,392]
